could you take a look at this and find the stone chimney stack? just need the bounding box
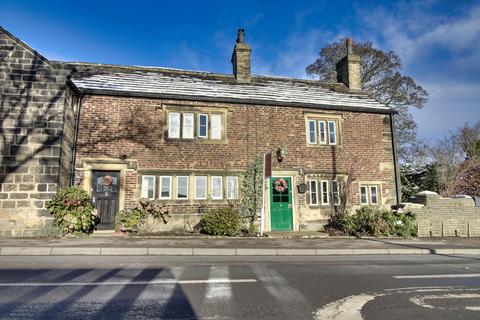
[231,29,251,83]
[335,38,361,90]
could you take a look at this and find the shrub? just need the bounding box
[117,200,170,234]
[201,207,241,236]
[46,187,97,235]
[35,219,63,239]
[330,206,417,238]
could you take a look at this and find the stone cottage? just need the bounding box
[0,26,400,235]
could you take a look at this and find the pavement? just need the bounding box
[1,237,480,256]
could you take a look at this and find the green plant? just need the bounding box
[201,207,241,236]
[240,156,263,233]
[117,200,170,234]
[46,187,97,235]
[35,219,63,239]
[329,206,417,238]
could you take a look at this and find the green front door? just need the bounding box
[270,177,293,231]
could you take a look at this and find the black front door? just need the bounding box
[92,171,120,230]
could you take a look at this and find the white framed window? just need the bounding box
[308,120,317,144]
[321,180,329,205]
[226,176,238,200]
[360,186,368,204]
[141,175,155,199]
[159,176,172,199]
[168,112,180,138]
[211,176,223,200]
[198,114,208,139]
[211,114,222,140]
[328,120,337,145]
[195,176,207,199]
[319,121,327,144]
[182,113,194,139]
[309,180,318,206]
[370,186,378,204]
[176,176,189,200]
[332,180,340,206]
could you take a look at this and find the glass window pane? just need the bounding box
[310,180,318,205]
[198,114,208,138]
[360,186,368,204]
[319,121,326,144]
[308,120,316,144]
[332,180,340,205]
[371,186,378,204]
[211,114,222,140]
[211,176,223,199]
[328,121,336,145]
[177,176,188,199]
[142,176,155,199]
[160,176,171,199]
[195,176,207,199]
[168,112,180,138]
[321,180,329,204]
[227,176,238,199]
[183,113,194,139]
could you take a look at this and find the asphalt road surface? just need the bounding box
[0,255,479,319]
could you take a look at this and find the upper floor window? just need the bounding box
[168,110,224,141]
[306,116,339,146]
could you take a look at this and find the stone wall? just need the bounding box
[0,28,71,236]
[407,192,480,237]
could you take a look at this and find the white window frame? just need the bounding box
[321,180,329,205]
[195,176,207,200]
[141,175,156,199]
[226,176,239,200]
[176,176,189,200]
[328,120,337,145]
[211,176,223,200]
[308,119,317,144]
[159,176,172,199]
[210,114,222,140]
[332,180,340,206]
[309,180,318,206]
[360,186,368,205]
[198,114,208,139]
[168,112,181,139]
[370,186,379,205]
[182,113,194,139]
[319,120,327,145]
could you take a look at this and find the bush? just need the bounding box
[35,220,63,239]
[330,206,417,238]
[201,207,241,236]
[117,200,170,234]
[46,187,97,235]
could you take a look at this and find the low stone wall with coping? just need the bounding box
[404,191,480,237]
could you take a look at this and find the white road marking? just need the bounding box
[314,293,384,320]
[394,273,480,279]
[0,278,257,287]
[205,266,232,300]
[410,293,480,310]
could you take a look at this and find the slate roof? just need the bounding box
[63,62,393,114]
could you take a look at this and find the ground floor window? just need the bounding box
[360,184,381,205]
[308,178,341,207]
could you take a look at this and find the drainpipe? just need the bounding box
[69,94,83,186]
[389,113,401,204]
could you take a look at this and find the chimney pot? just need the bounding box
[237,29,245,43]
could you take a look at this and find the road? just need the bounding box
[0,255,479,319]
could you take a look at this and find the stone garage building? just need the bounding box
[0,26,400,236]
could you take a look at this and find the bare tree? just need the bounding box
[452,121,480,160]
[306,39,428,162]
[430,135,464,196]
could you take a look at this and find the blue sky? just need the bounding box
[1,0,479,141]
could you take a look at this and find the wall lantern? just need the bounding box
[276,146,287,162]
[298,182,307,194]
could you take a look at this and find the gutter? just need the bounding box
[389,113,402,204]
